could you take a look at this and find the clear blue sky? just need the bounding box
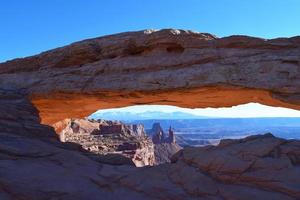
[1,0,300,62]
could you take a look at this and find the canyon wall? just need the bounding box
[55,118,155,167]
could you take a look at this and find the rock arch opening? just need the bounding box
[88,103,300,143]
[31,86,300,126]
[29,85,300,166]
[52,101,300,167]
[1,29,300,198]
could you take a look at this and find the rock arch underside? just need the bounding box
[1,29,300,199]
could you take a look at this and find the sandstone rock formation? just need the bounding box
[151,123,177,144]
[0,90,299,199]
[150,123,182,164]
[154,142,182,165]
[1,123,300,199]
[1,29,300,199]
[150,122,165,144]
[0,29,299,124]
[54,118,155,167]
[170,133,300,199]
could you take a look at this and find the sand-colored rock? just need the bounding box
[54,118,155,167]
[0,93,299,199]
[171,133,300,199]
[1,29,300,124]
[1,29,300,199]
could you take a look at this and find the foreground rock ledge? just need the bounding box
[0,91,299,199]
[1,131,299,199]
[1,29,300,124]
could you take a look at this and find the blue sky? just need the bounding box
[1,0,300,62]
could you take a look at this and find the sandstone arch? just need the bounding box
[1,29,300,199]
[1,29,300,125]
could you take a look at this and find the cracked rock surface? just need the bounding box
[1,94,299,199]
[1,29,300,199]
[1,131,300,199]
[1,29,300,124]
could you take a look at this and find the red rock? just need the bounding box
[54,118,155,167]
[0,29,299,124]
[1,29,300,199]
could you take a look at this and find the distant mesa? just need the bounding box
[54,119,182,166]
[54,118,155,167]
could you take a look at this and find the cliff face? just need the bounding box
[150,123,176,144]
[1,29,300,124]
[150,123,182,164]
[54,118,155,167]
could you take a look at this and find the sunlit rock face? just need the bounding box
[1,29,300,199]
[1,29,300,124]
[54,118,155,167]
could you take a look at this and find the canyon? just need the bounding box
[1,29,300,199]
[54,118,181,166]
[54,118,155,167]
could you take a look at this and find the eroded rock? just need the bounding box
[1,29,300,199]
[171,133,300,199]
[149,123,182,164]
[1,107,300,199]
[1,29,300,124]
[54,118,155,167]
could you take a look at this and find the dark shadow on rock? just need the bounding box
[55,141,136,166]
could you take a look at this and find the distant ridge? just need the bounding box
[90,111,210,121]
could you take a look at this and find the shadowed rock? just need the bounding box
[1,29,300,199]
[0,101,299,199]
[150,123,182,164]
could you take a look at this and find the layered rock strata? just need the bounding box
[1,126,299,199]
[0,29,300,124]
[54,118,155,167]
[1,29,300,199]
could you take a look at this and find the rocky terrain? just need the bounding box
[149,123,182,164]
[54,118,155,167]
[1,29,300,199]
[0,90,300,199]
[1,123,300,199]
[0,29,299,124]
